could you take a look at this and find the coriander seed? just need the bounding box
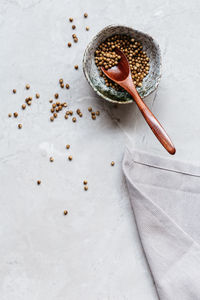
[49,157,54,162]
[54,93,59,99]
[79,112,83,117]
[64,210,68,215]
[50,116,54,122]
[76,109,81,114]
[22,104,26,110]
[37,180,41,185]
[68,42,72,47]
[36,93,40,98]
[111,161,115,166]
[26,84,30,90]
[65,83,70,89]
[63,102,67,107]
[54,113,58,118]
[8,113,12,118]
[65,115,68,119]
[60,83,64,88]
[74,65,78,70]
[72,117,76,122]
[92,115,96,120]
[96,111,100,116]
[66,144,70,149]
[13,89,16,94]
[84,186,88,191]
[13,112,18,118]
[59,78,63,84]
[72,25,76,30]
[18,123,22,129]
[84,13,88,18]
[86,26,89,31]
[83,180,87,185]
[69,18,73,22]
[68,155,72,161]
[88,107,92,112]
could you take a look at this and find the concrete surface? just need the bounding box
[0,0,199,299]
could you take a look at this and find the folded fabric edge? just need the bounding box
[123,147,200,178]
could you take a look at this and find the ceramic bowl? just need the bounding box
[83,25,162,104]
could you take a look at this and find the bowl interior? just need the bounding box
[83,25,162,104]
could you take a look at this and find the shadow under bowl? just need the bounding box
[83,25,162,104]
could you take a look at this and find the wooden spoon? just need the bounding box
[101,48,176,155]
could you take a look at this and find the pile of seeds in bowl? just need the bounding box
[95,34,150,90]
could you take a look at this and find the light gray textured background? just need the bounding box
[0,0,199,299]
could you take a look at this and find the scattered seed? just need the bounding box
[49,99,53,104]
[76,109,81,114]
[83,180,88,185]
[92,115,96,120]
[64,210,68,215]
[65,114,68,119]
[37,180,41,185]
[59,78,63,84]
[111,161,115,166]
[88,107,92,112]
[68,155,72,161]
[56,107,59,112]
[86,26,89,31]
[54,93,59,99]
[63,102,67,107]
[66,111,70,115]
[18,123,22,129]
[51,108,55,113]
[69,18,73,22]
[49,157,54,162]
[52,103,56,108]
[74,65,78,70]
[84,186,88,191]
[22,104,26,110]
[27,101,31,106]
[74,37,78,43]
[84,13,88,18]
[65,83,70,89]
[72,117,76,122]
[60,83,64,88]
[36,93,40,99]
[26,84,30,90]
[54,113,58,118]
[50,116,54,122]
[96,111,100,116]
[66,144,70,149]
[13,89,16,94]
[68,42,72,47]
[72,25,76,30]
[91,111,95,116]
[79,112,83,117]
[69,110,73,115]
[8,113,12,118]
[13,112,18,118]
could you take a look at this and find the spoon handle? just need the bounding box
[130,90,176,155]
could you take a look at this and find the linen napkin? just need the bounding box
[123,148,200,300]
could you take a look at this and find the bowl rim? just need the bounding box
[82,24,162,104]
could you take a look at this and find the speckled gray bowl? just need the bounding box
[83,25,162,104]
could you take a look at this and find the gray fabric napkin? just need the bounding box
[123,148,200,300]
